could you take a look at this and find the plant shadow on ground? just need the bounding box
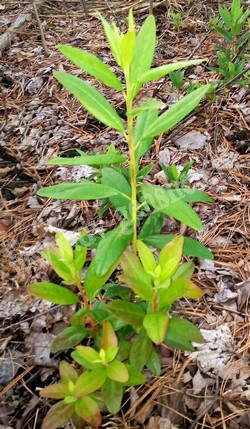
[0,1,249,428]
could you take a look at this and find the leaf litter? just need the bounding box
[0,0,249,428]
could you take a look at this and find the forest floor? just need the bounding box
[0,1,249,428]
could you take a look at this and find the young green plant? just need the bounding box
[29,10,214,428]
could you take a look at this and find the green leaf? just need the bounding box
[121,30,136,69]
[146,349,161,376]
[164,317,204,351]
[101,320,118,351]
[158,235,184,281]
[137,240,156,275]
[143,312,169,344]
[54,71,124,132]
[37,181,121,201]
[74,346,100,363]
[106,300,145,326]
[75,396,102,428]
[137,59,207,83]
[74,242,87,272]
[55,232,73,262]
[51,326,89,353]
[138,212,164,239]
[102,167,132,219]
[58,45,123,90]
[40,383,70,399]
[119,249,154,301]
[98,14,122,66]
[42,247,75,284]
[92,220,133,278]
[134,109,158,161]
[102,378,124,414]
[50,153,126,166]
[84,258,119,303]
[59,361,78,385]
[158,278,203,310]
[106,360,129,382]
[41,401,74,429]
[140,184,203,231]
[103,284,131,300]
[143,234,214,260]
[172,262,195,281]
[127,98,163,117]
[125,363,146,386]
[130,330,153,370]
[130,14,156,97]
[27,282,79,305]
[142,84,212,138]
[167,188,214,203]
[73,369,107,397]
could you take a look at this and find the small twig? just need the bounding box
[80,0,88,17]
[31,0,48,56]
[149,0,153,15]
[188,30,212,60]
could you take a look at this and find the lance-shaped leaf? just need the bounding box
[59,361,78,385]
[51,326,89,354]
[121,30,136,69]
[98,14,122,66]
[54,71,124,132]
[106,300,145,326]
[130,331,153,370]
[134,108,158,161]
[49,152,126,166]
[28,282,79,305]
[102,168,132,219]
[101,320,118,351]
[73,369,107,397]
[164,317,204,351]
[74,346,100,363]
[172,261,195,281]
[75,396,102,429]
[167,188,214,203]
[106,360,129,382]
[140,184,203,231]
[91,220,133,278]
[130,14,156,97]
[158,235,184,282]
[55,232,73,262]
[41,401,74,429]
[137,239,156,275]
[146,349,161,376]
[158,278,203,310]
[84,258,119,303]
[102,378,124,414]
[40,382,70,399]
[137,59,207,83]
[42,247,75,284]
[143,312,169,344]
[58,45,123,90]
[142,234,214,260]
[142,84,212,138]
[125,363,146,386]
[37,181,121,201]
[138,212,164,239]
[119,249,154,301]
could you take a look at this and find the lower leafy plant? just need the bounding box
[28,10,214,429]
[209,0,250,85]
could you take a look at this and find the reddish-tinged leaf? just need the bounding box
[106,360,129,382]
[75,396,102,428]
[101,320,118,351]
[73,369,107,397]
[40,382,69,399]
[41,401,74,429]
[184,279,204,299]
[59,361,78,384]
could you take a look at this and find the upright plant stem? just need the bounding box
[125,84,138,254]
